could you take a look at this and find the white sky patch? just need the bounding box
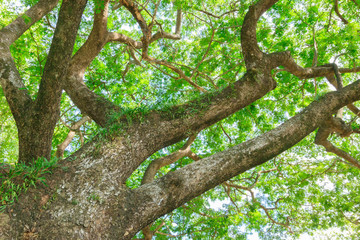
[316,176,335,191]
[209,198,231,211]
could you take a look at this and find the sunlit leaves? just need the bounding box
[1,0,360,238]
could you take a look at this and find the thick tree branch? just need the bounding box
[241,0,278,69]
[125,80,360,238]
[0,49,32,122]
[16,0,88,163]
[36,0,88,113]
[0,0,59,122]
[63,0,122,126]
[0,0,59,46]
[8,79,360,239]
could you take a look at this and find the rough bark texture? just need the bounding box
[2,80,360,239]
[0,0,88,163]
[17,0,88,163]
[1,0,360,239]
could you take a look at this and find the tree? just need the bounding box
[1,0,360,239]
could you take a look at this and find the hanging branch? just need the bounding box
[315,117,360,170]
[310,62,360,169]
[334,0,349,24]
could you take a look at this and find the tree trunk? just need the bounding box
[1,0,360,239]
[1,79,360,239]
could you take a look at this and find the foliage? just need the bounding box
[1,0,360,239]
[0,157,59,212]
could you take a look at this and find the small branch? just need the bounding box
[314,117,360,170]
[45,15,56,30]
[311,27,318,67]
[140,132,199,238]
[334,0,349,24]
[190,28,215,80]
[119,0,151,56]
[196,9,238,19]
[219,123,232,144]
[350,0,359,6]
[340,210,360,225]
[141,133,198,184]
[149,8,182,43]
[327,7,334,32]
[148,0,162,31]
[225,177,293,232]
[56,116,91,158]
[144,56,206,92]
[268,51,360,79]
[29,29,44,74]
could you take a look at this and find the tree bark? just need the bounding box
[2,0,360,239]
[2,78,360,239]
[0,0,88,164]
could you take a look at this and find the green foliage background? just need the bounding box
[1,0,360,239]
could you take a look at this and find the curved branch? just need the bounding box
[69,0,110,74]
[120,0,151,55]
[241,0,278,69]
[56,116,91,158]
[107,32,143,49]
[314,117,360,170]
[0,0,59,46]
[141,132,198,239]
[143,57,206,92]
[0,49,32,122]
[125,80,360,238]
[141,133,198,185]
[63,0,122,126]
[268,51,360,79]
[0,0,59,121]
[334,0,349,24]
[150,9,182,43]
